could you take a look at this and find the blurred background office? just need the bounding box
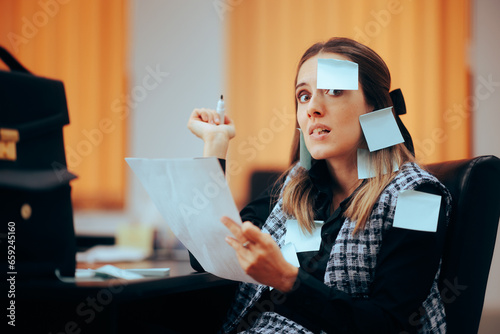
[0,0,499,331]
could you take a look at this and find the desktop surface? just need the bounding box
[14,258,239,333]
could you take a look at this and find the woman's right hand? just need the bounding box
[187,108,235,159]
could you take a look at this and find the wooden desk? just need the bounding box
[15,259,238,334]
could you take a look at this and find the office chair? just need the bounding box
[248,155,500,333]
[426,155,500,334]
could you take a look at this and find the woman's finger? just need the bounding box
[221,216,246,242]
[200,110,209,122]
[192,108,217,124]
[241,222,262,243]
[225,236,248,252]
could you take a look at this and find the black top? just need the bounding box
[192,159,448,333]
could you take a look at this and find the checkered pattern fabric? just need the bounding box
[242,312,313,333]
[220,162,451,334]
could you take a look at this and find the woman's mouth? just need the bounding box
[309,124,331,140]
[312,128,330,135]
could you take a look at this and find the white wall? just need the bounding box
[74,0,224,236]
[127,0,224,221]
[472,0,500,311]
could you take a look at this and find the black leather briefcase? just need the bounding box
[0,46,77,278]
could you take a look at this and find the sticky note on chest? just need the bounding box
[285,219,324,252]
[393,190,442,232]
[281,243,300,267]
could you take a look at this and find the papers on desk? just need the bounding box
[126,157,259,284]
[76,265,171,281]
[77,245,149,263]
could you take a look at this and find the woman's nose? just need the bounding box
[307,93,325,118]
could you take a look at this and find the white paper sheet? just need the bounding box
[359,106,404,152]
[126,157,258,284]
[317,58,359,90]
[393,190,442,232]
[285,219,324,252]
[357,148,399,179]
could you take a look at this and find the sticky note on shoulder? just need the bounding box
[359,107,404,152]
[317,58,358,90]
[393,190,442,232]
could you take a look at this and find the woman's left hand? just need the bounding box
[222,216,299,292]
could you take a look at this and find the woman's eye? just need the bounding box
[297,92,310,103]
[325,89,343,96]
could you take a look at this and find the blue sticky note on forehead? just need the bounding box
[317,58,359,90]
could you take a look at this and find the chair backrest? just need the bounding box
[426,155,500,334]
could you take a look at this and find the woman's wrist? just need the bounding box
[278,265,299,293]
[203,132,230,159]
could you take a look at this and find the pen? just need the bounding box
[216,95,225,125]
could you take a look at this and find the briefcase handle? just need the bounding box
[0,46,31,74]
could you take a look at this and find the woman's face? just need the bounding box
[296,52,372,163]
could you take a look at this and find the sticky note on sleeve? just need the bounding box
[393,190,442,232]
[317,58,358,90]
[359,107,404,152]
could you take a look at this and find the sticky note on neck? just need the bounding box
[357,148,399,179]
[299,128,312,170]
[359,107,404,152]
[393,189,442,232]
[317,58,359,90]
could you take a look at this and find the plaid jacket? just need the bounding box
[220,162,452,334]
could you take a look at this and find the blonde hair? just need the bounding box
[283,144,414,234]
[282,37,415,234]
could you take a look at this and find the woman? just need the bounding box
[188,37,451,333]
